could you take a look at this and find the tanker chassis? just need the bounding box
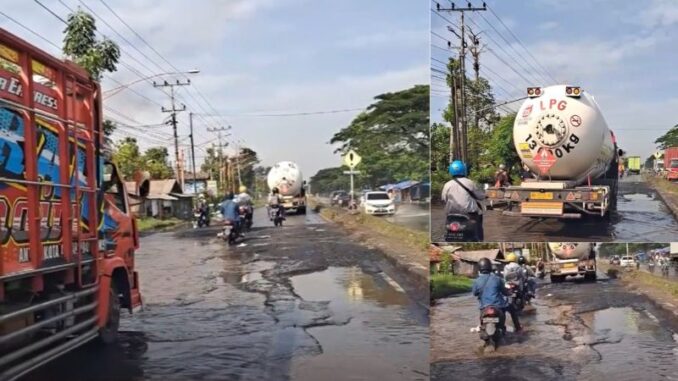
[487,85,622,219]
[548,243,597,283]
[0,28,141,380]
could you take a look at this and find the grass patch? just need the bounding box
[645,174,678,194]
[136,217,184,232]
[431,273,473,299]
[318,205,429,250]
[624,270,678,298]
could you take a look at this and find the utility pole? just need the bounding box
[154,79,190,182]
[189,112,197,195]
[469,27,484,169]
[207,126,231,192]
[438,1,487,165]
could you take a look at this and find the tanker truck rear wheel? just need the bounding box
[99,285,121,344]
[584,272,597,282]
[550,275,565,284]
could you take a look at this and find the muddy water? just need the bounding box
[431,174,678,242]
[431,278,678,381]
[384,203,430,232]
[289,267,428,381]
[24,213,427,380]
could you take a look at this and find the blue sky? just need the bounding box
[431,0,678,160]
[2,0,428,178]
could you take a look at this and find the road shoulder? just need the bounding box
[310,198,429,292]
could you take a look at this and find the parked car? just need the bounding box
[620,256,635,267]
[610,255,621,265]
[361,191,396,215]
[330,190,347,206]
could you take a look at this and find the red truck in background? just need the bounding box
[0,28,141,380]
[664,147,678,181]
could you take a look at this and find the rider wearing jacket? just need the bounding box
[473,257,522,332]
[441,160,486,240]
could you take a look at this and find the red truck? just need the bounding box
[0,28,141,380]
[664,147,678,181]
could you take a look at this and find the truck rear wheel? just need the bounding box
[550,275,565,283]
[584,272,597,282]
[99,285,120,344]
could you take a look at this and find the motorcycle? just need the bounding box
[239,205,253,231]
[269,205,284,227]
[479,305,505,350]
[444,214,479,242]
[193,209,210,228]
[220,220,240,245]
[661,263,670,277]
[505,280,528,312]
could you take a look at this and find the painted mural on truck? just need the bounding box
[0,106,94,262]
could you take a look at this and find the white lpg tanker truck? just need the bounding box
[487,85,623,219]
[547,242,597,283]
[267,161,307,214]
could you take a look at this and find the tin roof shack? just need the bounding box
[124,179,150,217]
[429,244,462,273]
[452,249,503,278]
[145,179,193,220]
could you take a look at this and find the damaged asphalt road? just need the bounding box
[431,275,678,381]
[24,210,428,381]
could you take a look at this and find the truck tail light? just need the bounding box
[449,222,462,232]
[527,87,542,98]
[565,86,581,97]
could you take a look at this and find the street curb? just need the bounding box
[312,202,429,294]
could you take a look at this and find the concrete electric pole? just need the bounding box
[437,1,487,165]
[154,79,190,182]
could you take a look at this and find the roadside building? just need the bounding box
[144,179,193,220]
[451,248,504,277]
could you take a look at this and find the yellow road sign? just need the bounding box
[343,150,362,168]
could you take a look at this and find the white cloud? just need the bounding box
[538,21,558,31]
[337,29,426,49]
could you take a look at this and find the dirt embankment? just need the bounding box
[645,174,678,218]
[600,262,678,317]
[309,198,429,289]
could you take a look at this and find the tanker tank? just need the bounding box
[513,85,616,186]
[548,242,595,260]
[267,161,303,196]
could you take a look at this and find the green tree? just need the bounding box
[330,85,429,187]
[236,147,260,191]
[473,113,520,183]
[200,146,225,181]
[309,167,352,195]
[143,147,173,179]
[655,124,678,149]
[111,137,142,180]
[63,10,120,79]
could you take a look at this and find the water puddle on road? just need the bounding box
[617,193,663,213]
[576,307,678,380]
[289,267,428,381]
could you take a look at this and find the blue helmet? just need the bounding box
[448,160,468,177]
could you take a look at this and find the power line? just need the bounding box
[197,107,364,118]
[487,5,558,84]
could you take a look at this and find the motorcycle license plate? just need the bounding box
[530,192,553,200]
[482,317,500,323]
[563,263,577,268]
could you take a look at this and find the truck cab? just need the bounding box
[0,27,141,380]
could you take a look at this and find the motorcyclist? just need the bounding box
[494,164,511,187]
[518,255,537,298]
[220,192,241,235]
[441,160,486,241]
[267,187,285,220]
[235,185,254,225]
[473,257,522,332]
